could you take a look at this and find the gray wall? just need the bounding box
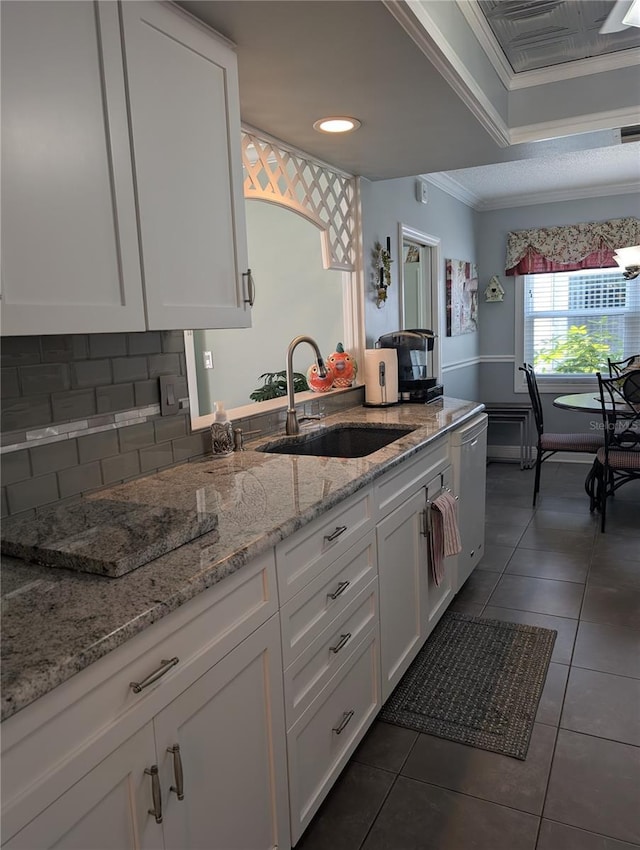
[360,175,480,400]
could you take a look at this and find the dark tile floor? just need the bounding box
[296,461,640,850]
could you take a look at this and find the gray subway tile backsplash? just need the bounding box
[51,388,97,422]
[57,461,103,499]
[148,353,181,378]
[128,332,162,356]
[20,364,71,396]
[112,356,148,384]
[77,430,120,464]
[0,332,363,519]
[88,333,128,359]
[118,421,155,453]
[0,336,42,367]
[40,336,76,363]
[101,450,141,485]
[71,359,113,389]
[2,368,20,399]
[134,379,161,406]
[139,442,174,473]
[1,450,32,485]
[154,415,187,443]
[2,395,53,432]
[30,440,79,476]
[96,383,135,414]
[7,474,59,513]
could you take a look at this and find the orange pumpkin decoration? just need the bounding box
[307,361,335,392]
[328,343,357,388]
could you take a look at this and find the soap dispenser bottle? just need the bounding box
[210,401,234,457]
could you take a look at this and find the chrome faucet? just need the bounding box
[286,335,328,435]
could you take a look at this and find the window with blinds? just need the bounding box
[523,268,640,376]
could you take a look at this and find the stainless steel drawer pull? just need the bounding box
[327,580,350,600]
[130,657,179,693]
[145,765,163,823]
[329,633,352,654]
[242,269,255,306]
[167,744,185,800]
[325,525,347,542]
[332,709,355,735]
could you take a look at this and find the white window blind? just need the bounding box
[523,268,640,376]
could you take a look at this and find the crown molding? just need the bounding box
[455,0,513,89]
[424,173,480,208]
[477,180,640,211]
[508,48,640,90]
[509,106,640,144]
[383,0,510,147]
[425,172,640,212]
[455,1,640,91]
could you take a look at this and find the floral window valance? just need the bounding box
[505,217,640,276]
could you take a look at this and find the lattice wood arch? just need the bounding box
[241,127,356,271]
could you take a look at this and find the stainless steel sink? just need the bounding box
[256,425,415,458]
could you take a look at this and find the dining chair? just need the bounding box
[607,355,640,379]
[519,364,604,507]
[594,369,640,532]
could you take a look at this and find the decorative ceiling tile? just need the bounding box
[477,0,640,72]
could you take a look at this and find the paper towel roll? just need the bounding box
[364,349,398,406]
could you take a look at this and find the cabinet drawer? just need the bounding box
[1,550,277,840]
[287,627,380,845]
[283,579,378,728]
[280,530,377,668]
[276,487,374,604]
[374,439,448,520]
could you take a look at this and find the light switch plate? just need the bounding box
[159,374,181,416]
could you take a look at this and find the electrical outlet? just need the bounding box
[203,351,213,369]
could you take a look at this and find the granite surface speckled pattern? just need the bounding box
[1,500,219,577]
[1,398,483,721]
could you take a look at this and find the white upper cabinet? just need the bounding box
[1,1,251,336]
[1,1,146,335]
[121,3,251,331]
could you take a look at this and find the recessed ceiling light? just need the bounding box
[313,117,361,134]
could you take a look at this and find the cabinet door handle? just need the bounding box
[243,269,255,306]
[329,633,352,654]
[327,580,350,600]
[325,524,347,542]
[420,508,429,537]
[167,744,185,800]
[145,765,163,823]
[332,709,355,735]
[130,657,179,694]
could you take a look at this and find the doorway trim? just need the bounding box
[398,224,442,384]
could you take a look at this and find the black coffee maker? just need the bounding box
[377,329,443,403]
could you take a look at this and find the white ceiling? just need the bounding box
[427,139,640,208]
[179,0,640,198]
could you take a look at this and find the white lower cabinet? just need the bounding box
[286,628,380,845]
[376,465,456,703]
[377,488,428,702]
[451,414,488,592]
[7,615,289,850]
[5,724,159,850]
[2,417,486,850]
[154,614,289,850]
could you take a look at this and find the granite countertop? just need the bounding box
[1,397,483,721]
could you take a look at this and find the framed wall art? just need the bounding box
[446,258,478,336]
